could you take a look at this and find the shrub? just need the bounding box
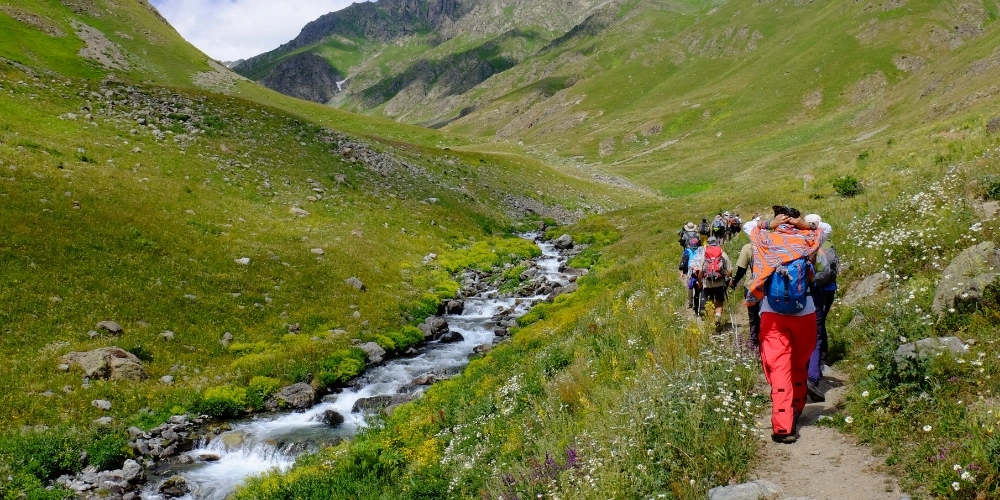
[833,175,863,197]
[317,348,368,388]
[369,333,396,352]
[386,326,424,352]
[0,428,85,479]
[984,176,1000,200]
[199,385,248,418]
[86,430,133,470]
[247,376,282,410]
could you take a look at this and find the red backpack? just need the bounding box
[702,246,725,280]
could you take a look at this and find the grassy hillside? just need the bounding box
[0,2,650,497]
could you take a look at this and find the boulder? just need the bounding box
[94,417,115,426]
[357,342,386,364]
[345,277,367,291]
[220,332,233,346]
[412,374,438,385]
[121,459,142,483]
[438,331,465,344]
[554,234,574,250]
[160,375,174,385]
[842,272,890,306]
[352,395,393,413]
[473,344,493,355]
[895,336,968,363]
[60,347,147,381]
[218,431,246,451]
[311,248,325,255]
[932,242,1000,315]
[320,410,345,427]
[275,383,315,409]
[520,268,538,280]
[708,480,783,500]
[445,299,464,315]
[423,253,437,264]
[418,317,449,340]
[196,453,221,462]
[290,207,310,217]
[160,330,175,341]
[159,475,190,498]
[96,321,123,335]
[91,399,112,410]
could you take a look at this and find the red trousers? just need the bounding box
[759,312,817,436]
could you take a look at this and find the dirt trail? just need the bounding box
[752,368,904,500]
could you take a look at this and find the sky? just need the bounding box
[150,0,366,61]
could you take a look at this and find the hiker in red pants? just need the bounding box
[744,207,825,443]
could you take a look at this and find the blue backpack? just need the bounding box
[765,258,812,314]
[681,247,698,270]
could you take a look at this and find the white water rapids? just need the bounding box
[142,235,569,499]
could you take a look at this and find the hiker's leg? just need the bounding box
[746,292,761,347]
[817,289,835,357]
[760,312,796,436]
[790,313,818,417]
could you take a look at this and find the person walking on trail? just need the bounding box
[698,218,711,245]
[711,214,726,242]
[730,242,759,349]
[678,222,699,248]
[745,206,827,444]
[805,214,838,403]
[698,236,732,329]
[681,238,702,310]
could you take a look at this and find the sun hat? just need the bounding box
[707,236,719,245]
[684,222,697,231]
[804,214,822,224]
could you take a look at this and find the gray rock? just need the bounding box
[357,342,386,364]
[310,247,324,255]
[473,344,493,355]
[57,364,70,372]
[320,410,345,427]
[94,416,115,426]
[160,375,174,384]
[160,330,175,341]
[412,374,438,385]
[554,234,574,250]
[895,336,968,362]
[520,267,538,280]
[438,331,465,344]
[220,332,233,346]
[345,277,367,291]
[91,399,112,410]
[932,242,1000,315]
[445,299,464,315]
[708,480,783,500]
[159,475,190,497]
[290,207,310,217]
[121,459,142,482]
[352,395,393,413]
[422,253,437,264]
[842,272,890,306]
[275,383,315,409]
[96,321,124,335]
[418,316,449,340]
[60,347,147,381]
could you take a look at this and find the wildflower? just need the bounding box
[961,471,974,481]
[689,479,696,486]
[923,425,932,432]
[952,481,960,491]
[845,416,854,424]
[954,464,963,471]
[861,390,870,398]
[866,364,875,371]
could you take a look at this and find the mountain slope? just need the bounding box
[233,0,614,117]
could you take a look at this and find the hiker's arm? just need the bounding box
[731,266,747,287]
[818,222,833,243]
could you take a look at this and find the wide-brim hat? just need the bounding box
[684,222,697,231]
[707,236,719,245]
[805,214,822,224]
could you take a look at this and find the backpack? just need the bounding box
[699,222,710,235]
[765,258,812,314]
[712,219,725,230]
[702,246,726,281]
[814,243,839,287]
[681,247,698,269]
[680,231,699,246]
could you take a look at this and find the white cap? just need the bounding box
[804,214,822,224]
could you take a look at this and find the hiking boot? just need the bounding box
[807,381,825,403]
[771,433,798,444]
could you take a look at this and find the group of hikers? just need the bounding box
[676,205,840,444]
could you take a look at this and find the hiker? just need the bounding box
[697,236,731,328]
[728,213,743,241]
[730,241,759,349]
[744,206,828,444]
[698,218,710,245]
[711,214,726,242]
[681,238,702,310]
[805,214,838,403]
[677,222,699,248]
